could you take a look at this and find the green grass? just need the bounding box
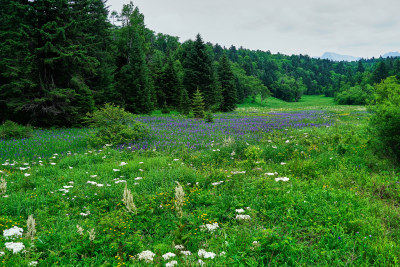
[0,97,399,266]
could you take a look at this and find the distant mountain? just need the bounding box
[383,52,400,58]
[320,52,360,62]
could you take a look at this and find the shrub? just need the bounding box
[368,76,400,160]
[0,120,32,140]
[335,84,374,105]
[86,104,148,147]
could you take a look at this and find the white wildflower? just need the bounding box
[28,261,38,266]
[113,169,120,172]
[3,226,23,239]
[173,159,179,161]
[220,251,226,256]
[26,215,36,240]
[166,260,178,267]
[122,184,137,214]
[180,250,192,256]
[162,252,176,260]
[24,173,31,177]
[272,145,277,149]
[120,162,127,166]
[5,242,25,254]
[280,162,286,165]
[198,249,216,259]
[200,222,219,232]
[50,163,56,165]
[211,181,223,186]
[63,185,73,189]
[88,229,95,242]
[175,182,185,218]
[275,177,290,182]
[134,177,143,180]
[265,172,275,176]
[76,225,84,235]
[235,209,245,213]
[0,251,4,256]
[137,250,155,263]
[139,162,144,164]
[235,214,251,220]
[198,259,205,266]
[0,177,6,195]
[175,244,185,250]
[90,175,97,178]
[96,184,104,187]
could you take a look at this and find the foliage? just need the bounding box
[86,104,148,147]
[368,76,400,160]
[335,84,374,105]
[204,112,214,123]
[191,89,205,119]
[218,54,237,111]
[0,121,32,140]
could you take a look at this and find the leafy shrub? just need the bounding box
[86,104,148,147]
[0,120,32,140]
[335,84,374,105]
[368,76,400,160]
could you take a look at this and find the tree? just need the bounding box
[218,54,237,111]
[182,34,219,109]
[372,61,388,84]
[160,53,182,108]
[115,2,153,114]
[192,88,205,118]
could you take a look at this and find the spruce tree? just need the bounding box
[161,53,182,108]
[115,3,153,114]
[179,88,191,115]
[218,54,237,112]
[192,88,205,119]
[182,34,219,109]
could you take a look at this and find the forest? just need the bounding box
[1,0,400,127]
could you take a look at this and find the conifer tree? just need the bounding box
[161,53,182,108]
[115,3,153,114]
[179,88,191,115]
[218,54,237,112]
[192,88,205,118]
[182,34,219,109]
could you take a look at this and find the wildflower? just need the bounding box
[173,159,179,161]
[0,252,4,256]
[76,225,84,235]
[137,250,155,263]
[220,251,226,256]
[235,209,245,213]
[50,163,56,165]
[134,177,143,180]
[162,252,176,260]
[198,259,205,266]
[166,261,178,267]
[27,215,36,240]
[63,185,73,189]
[200,222,219,232]
[5,242,25,254]
[211,181,223,186]
[272,145,277,149]
[181,250,192,256]
[275,177,290,182]
[0,177,6,195]
[96,184,104,187]
[198,249,216,259]
[175,182,185,218]
[280,162,286,165]
[265,173,275,176]
[28,261,38,266]
[235,215,251,220]
[3,226,23,240]
[122,184,137,214]
[113,169,120,172]
[90,175,97,178]
[175,244,185,250]
[24,173,31,177]
[88,229,95,242]
[285,140,290,143]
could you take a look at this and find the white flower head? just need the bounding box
[166,261,178,267]
[137,250,155,263]
[275,177,290,182]
[3,226,24,240]
[200,222,219,232]
[162,252,176,260]
[235,209,245,214]
[5,242,25,254]
[235,214,251,220]
[198,249,216,259]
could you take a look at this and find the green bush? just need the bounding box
[0,120,32,140]
[86,104,148,147]
[368,76,400,160]
[335,84,374,105]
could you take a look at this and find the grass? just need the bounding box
[0,96,399,266]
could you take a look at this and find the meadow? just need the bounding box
[1,96,400,266]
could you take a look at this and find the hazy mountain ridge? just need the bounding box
[320,51,400,61]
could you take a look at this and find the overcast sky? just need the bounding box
[106,0,400,58]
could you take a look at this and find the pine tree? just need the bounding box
[115,3,153,114]
[372,61,388,84]
[218,54,237,112]
[192,88,205,119]
[182,34,219,109]
[161,53,182,108]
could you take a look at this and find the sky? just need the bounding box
[106,0,400,58]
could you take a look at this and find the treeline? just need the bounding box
[1,1,399,127]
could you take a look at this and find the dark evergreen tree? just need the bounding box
[115,3,153,114]
[218,54,237,112]
[372,61,388,84]
[179,88,191,115]
[182,34,219,109]
[357,60,365,73]
[161,53,182,108]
